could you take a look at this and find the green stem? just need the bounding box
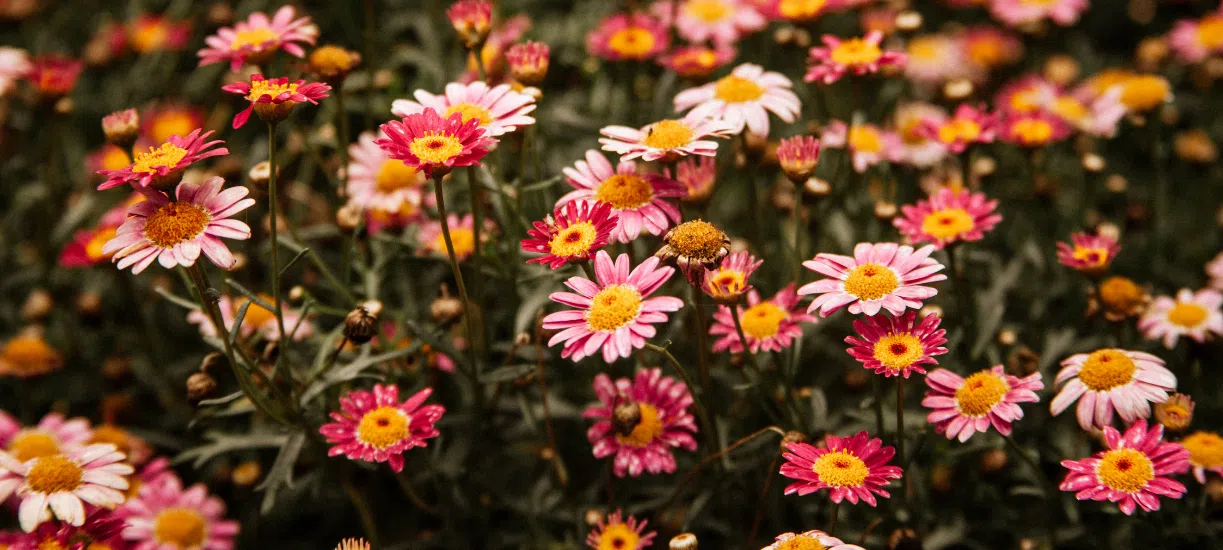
[793,181,804,283]
[432,175,481,372]
[1002,434,1059,546]
[896,377,909,504]
[871,375,885,437]
[267,123,288,345]
[730,302,761,372]
[644,342,717,455]
[827,500,841,535]
[362,0,375,132]
[692,291,712,393]
[578,260,596,280]
[343,477,380,547]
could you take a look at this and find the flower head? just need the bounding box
[1138,289,1223,349]
[59,225,120,268]
[102,108,140,147]
[904,34,973,85]
[376,108,496,179]
[19,507,126,550]
[1153,393,1194,433]
[762,530,865,550]
[846,311,947,378]
[819,121,904,173]
[1000,111,1070,147]
[585,509,656,550]
[1051,349,1177,431]
[1117,74,1172,113]
[336,539,371,550]
[1056,232,1120,278]
[0,444,132,532]
[780,431,903,506]
[0,412,92,462]
[676,155,718,204]
[658,45,736,79]
[447,1,493,48]
[711,284,815,353]
[127,15,191,54]
[559,150,685,242]
[587,13,670,62]
[542,251,683,363]
[583,368,698,477]
[655,220,732,286]
[674,63,800,137]
[345,131,426,216]
[771,0,833,22]
[0,333,63,379]
[600,106,734,162]
[391,81,536,138]
[308,44,361,84]
[894,187,1002,249]
[186,294,315,342]
[702,250,761,304]
[319,384,445,472]
[222,74,331,128]
[1181,431,1223,484]
[804,31,906,84]
[656,0,767,45]
[97,129,228,191]
[1169,13,1223,64]
[777,135,821,183]
[923,365,1044,441]
[799,243,947,317]
[989,0,1088,27]
[24,55,82,99]
[416,214,492,262]
[198,5,315,71]
[522,201,618,269]
[505,41,550,85]
[961,25,1023,73]
[920,103,998,153]
[119,472,240,550]
[1059,420,1189,515]
[140,104,206,145]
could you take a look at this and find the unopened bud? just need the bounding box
[803,177,832,198]
[336,203,363,232]
[888,528,923,550]
[612,399,642,437]
[288,286,304,302]
[249,161,271,186]
[980,448,1008,473]
[584,509,605,526]
[343,305,380,344]
[21,289,54,321]
[431,285,465,325]
[669,533,698,550]
[187,371,218,402]
[102,109,139,148]
[231,460,262,486]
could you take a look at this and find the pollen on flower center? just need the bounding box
[409,134,464,165]
[586,285,644,332]
[8,432,61,462]
[829,39,884,66]
[230,27,279,50]
[1099,277,1143,311]
[1096,448,1154,493]
[445,102,493,126]
[686,0,732,22]
[938,120,982,144]
[154,508,208,549]
[741,303,788,339]
[131,143,189,174]
[431,228,475,259]
[615,402,662,447]
[714,75,765,103]
[1012,119,1054,144]
[26,454,83,494]
[607,28,656,58]
[548,222,598,258]
[1166,302,1208,328]
[954,372,1009,417]
[375,160,422,193]
[642,120,695,150]
[1072,245,1108,267]
[779,0,828,20]
[1077,349,1137,391]
[143,202,212,248]
[597,524,641,550]
[775,534,828,550]
[245,79,298,101]
[843,263,899,301]
[812,449,870,487]
[1182,432,1223,468]
[667,220,725,260]
[356,406,410,450]
[596,174,655,209]
[872,333,923,371]
[921,208,975,241]
[848,126,883,153]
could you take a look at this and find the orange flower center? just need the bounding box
[444,102,493,127]
[843,263,899,301]
[937,119,982,145]
[642,120,695,150]
[375,160,422,193]
[7,431,61,462]
[26,454,83,494]
[615,403,663,447]
[596,174,655,209]
[1010,119,1054,145]
[596,523,641,550]
[667,220,725,261]
[685,0,732,22]
[778,0,828,21]
[954,371,1009,417]
[356,406,410,450]
[1182,432,1223,468]
[921,208,975,241]
[1119,76,1171,112]
[812,449,869,487]
[1167,302,1208,328]
[586,285,644,332]
[409,134,464,166]
[713,74,765,103]
[153,508,208,549]
[607,27,657,58]
[1097,448,1153,493]
[131,143,189,174]
[1077,349,1137,391]
[740,302,788,340]
[548,222,598,258]
[872,333,923,371]
[245,79,298,102]
[775,534,829,550]
[230,27,279,50]
[143,202,211,248]
[829,38,883,67]
[847,126,883,153]
[1072,245,1110,267]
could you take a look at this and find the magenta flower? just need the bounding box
[918,103,998,154]
[586,13,670,62]
[798,242,947,317]
[558,150,685,243]
[197,5,316,71]
[804,31,906,84]
[1056,232,1120,278]
[1060,420,1190,515]
[893,187,1003,249]
[97,129,228,191]
[222,74,331,128]
[318,384,445,472]
[376,108,496,179]
[521,200,619,269]
[923,365,1044,442]
[585,509,656,550]
[702,250,761,304]
[583,368,698,477]
[845,311,947,378]
[119,473,240,550]
[780,431,903,506]
[710,284,815,354]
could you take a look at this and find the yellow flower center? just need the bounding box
[596,174,655,209]
[8,431,61,462]
[954,371,1009,417]
[85,227,119,261]
[548,222,598,258]
[1167,302,1209,328]
[1053,96,1088,123]
[375,160,422,193]
[586,284,644,332]
[775,534,828,550]
[847,126,883,154]
[245,79,298,101]
[615,403,663,447]
[607,27,657,58]
[740,302,788,340]
[148,112,197,144]
[355,406,410,450]
[642,120,695,150]
[25,454,83,494]
[596,523,641,550]
[101,146,132,171]
[230,27,279,50]
[907,37,942,61]
[1182,432,1223,468]
[1010,119,1054,145]
[685,0,731,22]
[1120,76,1170,111]
[153,508,208,549]
[713,75,765,103]
[1097,448,1154,493]
[966,38,1004,67]
[309,45,358,75]
[1009,90,1040,113]
[1076,349,1137,391]
[829,38,884,67]
[667,220,725,261]
[1,336,60,377]
[812,449,870,487]
[143,202,212,248]
[444,102,493,127]
[1099,277,1143,313]
[130,21,168,54]
[1072,245,1110,267]
[843,263,899,301]
[1198,16,1223,48]
[778,0,828,20]
[131,143,189,175]
[872,333,924,372]
[706,269,746,297]
[937,119,982,145]
[921,208,975,241]
[409,134,464,166]
[235,294,277,331]
[89,424,133,456]
[431,227,475,259]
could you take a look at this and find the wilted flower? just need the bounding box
[799,243,947,317]
[1051,349,1176,431]
[674,63,800,137]
[559,150,684,243]
[318,384,445,472]
[587,13,669,62]
[97,128,228,191]
[1059,420,1189,515]
[702,250,761,304]
[198,5,315,71]
[804,31,907,84]
[846,311,947,378]
[923,365,1044,441]
[447,0,493,49]
[377,108,495,178]
[521,200,619,269]
[1138,288,1223,349]
[781,431,903,506]
[585,509,656,550]
[392,81,536,138]
[894,187,1002,249]
[222,74,331,128]
[655,219,731,286]
[599,105,734,162]
[710,285,815,353]
[583,368,697,477]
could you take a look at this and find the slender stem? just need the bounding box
[730,302,761,372]
[1151,116,1168,268]
[267,123,288,345]
[467,168,485,352]
[896,377,909,504]
[336,88,350,200]
[343,477,380,547]
[394,470,438,515]
[432,176,481,372]
[663,425,783,508]
[644,342,717,455]
[362,0,375,132]
[826,501,841,535]
[692,292,712,393]
[793,181,804,283]
[1002,434,1058,546]
[748,452,781,548]
[871,375,884,437]
[535,313,569,486]
[473,47,487,82]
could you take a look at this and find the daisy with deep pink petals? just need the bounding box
[989,0,1088,28]
[197,5,315,71]
[417,214,492,262]
[521,200,618,269]
[583,368,698,477]
[319,384,445,473]
[376,108,496,179]
[1051,349,1176,431]
[673,63,801,137]
[559,150,685,243]
[0,412,92,462]
[391,81,536,138]
[1000,111,1071,148]
[702,250,761,304]
[804,31,906,84]
[222,74,331,129]
[0,444,132,532]
[1169,12,1223,64]
[586,13,670,62]
[923,365,1044,442]
[820,121,904,173]
[710,285,815,354]
[600,105,734,162]
[542,251,684,363]
[799,243,947,317]
[1056,232,1120,278]
[780,431,903,506]
[894,187,1003,249]
[1059,420,1189,515]
[585,509,656,550]
[846,311,947,378]
[1138,288,1223,349]
[763,530,865,550]
[19,508,126,550]
[919,103,998,154]
[345,131,425,215]
[97,129,228,191]
[653,0,767,45]
[119,473,239,550]
[102,177,254,275]
[658,45,736,79]
[23,55,82,99]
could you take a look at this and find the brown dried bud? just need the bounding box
[669,533,699,550]
[249,161,271,187]
[21,289,53,321]
[888,528,923,550]
[343,306,380,344]
[874,201,898,221]
[1154,393,1194,432]
[612,399,642,437]
[656,220,731,287]
[1206,478,1223,503]
[200,351,226,373]
[231,460,262,487]
[431,285,465,326]
[584,509,605,526]
[781,430,807,452]
[1007,346,1040,375]
[75,291,103,318]
[980,448,1009,473]
[187,371,218,402]
[336,202,363,232]
[943,79,974,101]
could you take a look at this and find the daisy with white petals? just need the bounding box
[1138,288,1223,349]
[1051,349,1177,431]
[673,63,801,137]
[599,105,734,162]
[0,443,132,532]
[798,243,947,317]
[391,81,536,138]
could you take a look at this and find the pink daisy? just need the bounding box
[918,103,998,154]
[221,74,331,129]
[0,412,92,462]
[1059,420,1190,515]
[119,473,239,550]
[893,187,1003,249]
[710,284,815,354]
[702,250,761,304]
[376,108,496,179]
[845,311,948,378]
[197,5,315,71]
[673,62,801,137]
[653,0,767,45]
[558,150,685,243]
[585,509,656,550]
[1180,431,1223,484]
[989,0,1089,28]
[0,46,30,97]
[763,530,865,550]
[1056,232,1120,278]
[923,365,1044,442]
[1169,13,1223,64]
[417,213,494,262]
[542,251,684,363]
[18,507,126,550]
[820,121,905,173]
[521,200,619,269]
[447,1,492,48]
[186,294,315,342]
[675,155,718,203]
[1051,349,1177,431]
[599,105,735,162]
[391,81,536,138]
[586,13,670,62]
[657,45,737,79]
[804,31,907,84]
[0,444,132,532]
[101,177,254,275]
[345,131,425,215]
[999,111,1071,148]
[1138,288,1223,349]
[780,431,903,506]
[583,368,698,477]
[318,384,445,473]
[904,34,973,85]
[960,26,1023,75]
[23,55,83,99]
[894,102,949,169]
[798,242,947,317]
[97,129,228,191]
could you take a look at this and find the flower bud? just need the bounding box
[231,460,262,487]
[776,135,821,184]
[669,533,698,550]
[505,41,550,86]
[187,371,218,402]
[447,0,492,50]
[431,285,466,326]
[308,45,361,85]
[1154,393,1194,432]
[343,304,380,344]
[612,399,642,437]
[249,161,271,187]
[102,108,140,148]
[803,177,832,198]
